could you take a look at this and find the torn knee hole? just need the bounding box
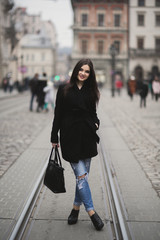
[78,173,87,180]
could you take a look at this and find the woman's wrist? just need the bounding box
[52,143,59,148]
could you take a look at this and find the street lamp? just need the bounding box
[109,44,117,97]
[21,54,24,82]
[12,55,18,82]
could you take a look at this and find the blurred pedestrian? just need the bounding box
[127,75,136,100]
[51,59,104,231]
[115,74,123,96]
[148,74,154,99]
[2,77,8,92]
[36,72,47,112]
[138,81,149,108]
[43,80,55,112]
[8,75,14,93]
[152,75,160,101]
[29,73,39,111]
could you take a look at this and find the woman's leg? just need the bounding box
[44,102,48,109]
[70,159,94,213]
[69,159,104,230]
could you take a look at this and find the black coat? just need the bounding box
[138,83,149,98]
[51,84,100,163]
[29,77,38,94]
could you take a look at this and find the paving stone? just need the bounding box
[0,96,53,176]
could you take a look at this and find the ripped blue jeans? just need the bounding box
[70,158,94,212]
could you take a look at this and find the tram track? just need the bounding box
[7,139,132,240]
[2,91,132,240]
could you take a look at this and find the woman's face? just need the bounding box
[77,64,90,83]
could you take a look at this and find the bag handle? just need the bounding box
[55,145,62,167]
[49,146,62,167]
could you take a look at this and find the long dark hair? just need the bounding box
[64,59,100,104]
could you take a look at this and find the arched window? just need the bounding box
[151,66,159,76]
[134,66,143,80]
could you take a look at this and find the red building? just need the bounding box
[71,0,128,86]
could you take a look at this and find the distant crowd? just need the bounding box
[113,73,160,107]
[126,74,160,107]
[2,71,160,110]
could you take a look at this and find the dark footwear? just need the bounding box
[68,209,79,225]
[90,212,104,230]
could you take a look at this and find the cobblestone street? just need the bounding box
[1,90,160,196]
[0,89,160,240]
[100,89,160,197]
[0,93,53,177]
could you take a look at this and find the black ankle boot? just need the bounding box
[90,212,104,230]
[68,209,79,225]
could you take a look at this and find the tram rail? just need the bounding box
[8,160,48,240]
[99,140,132,240]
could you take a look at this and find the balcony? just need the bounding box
[72,22,128,32]
[72,26,128,35]
[130,48,160,57]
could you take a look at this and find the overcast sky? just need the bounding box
[14,0,73,48]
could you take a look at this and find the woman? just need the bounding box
[43,80,55,112]
[51,59,104,231]
[152,75,160,101]
[127,75,136,100]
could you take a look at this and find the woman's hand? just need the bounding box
[52,143,59,148]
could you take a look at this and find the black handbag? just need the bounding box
[44,146,66,193]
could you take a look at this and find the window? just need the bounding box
[114,14,121,27]
[26,54,29,61]
[41,38,46,44]
[32,16,35,23]
[32,54,34,61]
[82,40,87,54]
[138,14,144,26]
[82,14,88,26]
[41,52,45,61]
[156,0,160,7]
[137,38,144,49]
[114,41,120,54]
[98,40,104,54]
[155,38,160,50]
[155,14,160,26]
[138,0,145,6]
[98,14,104,26]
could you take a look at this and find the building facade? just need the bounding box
[71,0,128,86]
[0,0,14,84]
[9,8,57,83]
[129,0,160,80]
[10,30,56,82]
